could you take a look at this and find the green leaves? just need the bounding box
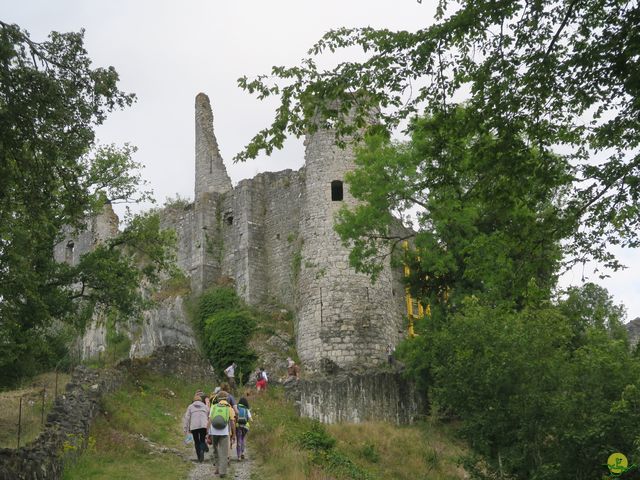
[237,0,640,274]
[408,292,640,478]
[195,287,257,382]
[0,23,172,385]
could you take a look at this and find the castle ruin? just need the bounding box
[59,93,408,372]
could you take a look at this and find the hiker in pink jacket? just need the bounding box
[183,392,210,462]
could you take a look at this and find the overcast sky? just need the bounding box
[4,1,640,320]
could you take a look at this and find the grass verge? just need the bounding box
[63,371,210,480]
[249,387,468,480]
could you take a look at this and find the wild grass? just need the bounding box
[63,371,211,479]
[0,371,71,448]
[249,387,469,480]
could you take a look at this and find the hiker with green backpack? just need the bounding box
[208,390,235,478]
[235,397,252,460]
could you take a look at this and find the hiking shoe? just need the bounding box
[241,454,245,460]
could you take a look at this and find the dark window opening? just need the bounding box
[225,213,233,226]
[331,180,343,201]
[65,241,74,263]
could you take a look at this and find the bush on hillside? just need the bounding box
[401,288,640,479]
[195,287,256,383]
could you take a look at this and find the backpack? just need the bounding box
[237,404,249,426]
[210,401,230,429]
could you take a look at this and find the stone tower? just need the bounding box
[190,93,232,292]
[296,123,403,371]
[195,93,232,201]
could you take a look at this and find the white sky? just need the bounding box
[3,0,639,320]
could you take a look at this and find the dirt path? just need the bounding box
[186,444,253,480]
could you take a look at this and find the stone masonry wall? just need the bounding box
[53,203,119,266]
[0,366,125,480]
[290,370,426,424]
[296,126,404,371]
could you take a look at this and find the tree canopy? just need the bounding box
[0,22,175,384]
[237,0,640,275]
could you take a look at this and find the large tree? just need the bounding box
[0,22,174,384]
[236,1,640,476]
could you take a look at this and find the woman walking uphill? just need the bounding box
[183,393,209,462]
[235,397,252,460]
[209,390,235,478]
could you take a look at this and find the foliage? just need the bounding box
[237,0,640,275]
[359,443,380,463]
[337,107,568,312]
[194,287,256,382]
[105,314,131,364]
[0,22,175,385]
[298,421,336,452]
[401,289,640,479]
[237,5,640,475]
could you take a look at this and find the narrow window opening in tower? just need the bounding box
[331,180,343,201]
[225,213,233,226]
[65,241,74,263]
[210,157,213,174]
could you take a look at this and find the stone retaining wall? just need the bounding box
[0,366,125,480]
[287,369,427,425]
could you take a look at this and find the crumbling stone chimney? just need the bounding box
[195,92,232,201]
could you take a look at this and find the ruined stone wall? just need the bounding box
[195,93,232,200]
[73,93,409,374]
[161,194,220,295]
[0,366,125,480]
[53,203,119,266]
[220,179,267,304]
[290,370,426,424]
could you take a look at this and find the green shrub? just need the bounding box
[194,287,256,383]
[203,310,256,382]
[298,422,336,452]
[360,442,379,463]
[196,287,241,330]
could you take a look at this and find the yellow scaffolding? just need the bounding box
[403,241,428,337]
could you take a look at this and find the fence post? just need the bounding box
[41,388,46,427]
[17,396,22,449]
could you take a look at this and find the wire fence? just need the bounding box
[0,368,73,449]
[0,347,128,449]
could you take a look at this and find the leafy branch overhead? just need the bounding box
[237,0,640,273]
[0,22,174,384]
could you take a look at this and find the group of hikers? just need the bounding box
[182,361,282,478]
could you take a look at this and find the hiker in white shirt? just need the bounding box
[224,362,237,390]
